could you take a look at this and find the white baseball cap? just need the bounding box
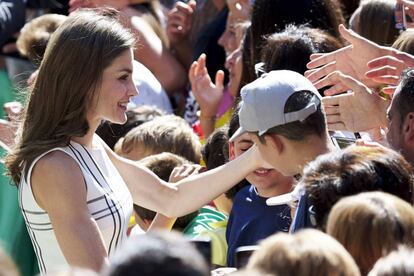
[229,70,321,142]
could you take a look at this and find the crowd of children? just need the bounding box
[2,0,414,275]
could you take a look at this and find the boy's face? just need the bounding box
[229,132,292,194]
[249,133,298,177]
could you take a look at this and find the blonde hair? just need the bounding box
[247,229,360,276]
[368,246,414,276]
[392,30,414,55]
[116,115,201,163]
[327,192,414,275]
[16,13,67,66]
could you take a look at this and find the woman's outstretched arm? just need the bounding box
[105,140,262,217]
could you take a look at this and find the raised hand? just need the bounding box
[316,71,389,132]
[189,54,225,117]
[166,0,196,46]
[305,25,387,88]
[169,164,204,183]
[365,51,414,88]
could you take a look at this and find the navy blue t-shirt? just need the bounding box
[226,185,291,267]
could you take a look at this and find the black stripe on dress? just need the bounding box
[19,180,47,274]
[69,144,118,255]
[81,144,124,253]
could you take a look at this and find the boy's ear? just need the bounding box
[228,142,236,160]
[264,134,284,154]
[403,113,414,145]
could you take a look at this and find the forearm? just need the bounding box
[156,52,188,94]
[115,146,258,217]
[165,146,258,216]
[147,213,177,232]
[199,114,216,139]
[171,39,193,71]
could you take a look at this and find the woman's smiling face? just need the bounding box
[89,49,138,124]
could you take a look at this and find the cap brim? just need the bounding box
[229,126,247,142]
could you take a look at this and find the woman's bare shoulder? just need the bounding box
[31,150,86,211]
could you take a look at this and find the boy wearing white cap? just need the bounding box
[230,70,335,231]
[230,70,334,176]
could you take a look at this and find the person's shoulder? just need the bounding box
[233,185,252,200]
[31,150,86,211]
[32,150,84,190]
[34,150,78,172]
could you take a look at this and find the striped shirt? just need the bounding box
[19,135,134,275]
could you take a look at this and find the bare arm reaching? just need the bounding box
[104,139,261,217]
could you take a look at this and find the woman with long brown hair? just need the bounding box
[5,9,264,274]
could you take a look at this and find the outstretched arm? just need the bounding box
[167,0,196,70]
[147,164,203,232]
[104,139,261,218]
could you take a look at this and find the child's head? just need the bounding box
[247,229,360,276]
[16,13,68,66]
[368,246,414,276]
[116,115,201,163]
[228,106,293,198]
[106,231,209,276]
[133,153,198,231]
[98,105,163,149]
[201,127,229,170]
[327,192,414,275]
[232,70,327,177]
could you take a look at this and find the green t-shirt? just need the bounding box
[183,206,228,266]
[183,206,227,236]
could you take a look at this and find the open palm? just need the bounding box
[318,71,389,132]
[189,54,224,116]
[305,25,387,88]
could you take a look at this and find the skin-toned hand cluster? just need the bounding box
[305,23,414,134]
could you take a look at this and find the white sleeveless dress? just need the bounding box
[19,136,134,275]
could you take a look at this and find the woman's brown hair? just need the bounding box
[6,9,135,184]
[327,192,414,275]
